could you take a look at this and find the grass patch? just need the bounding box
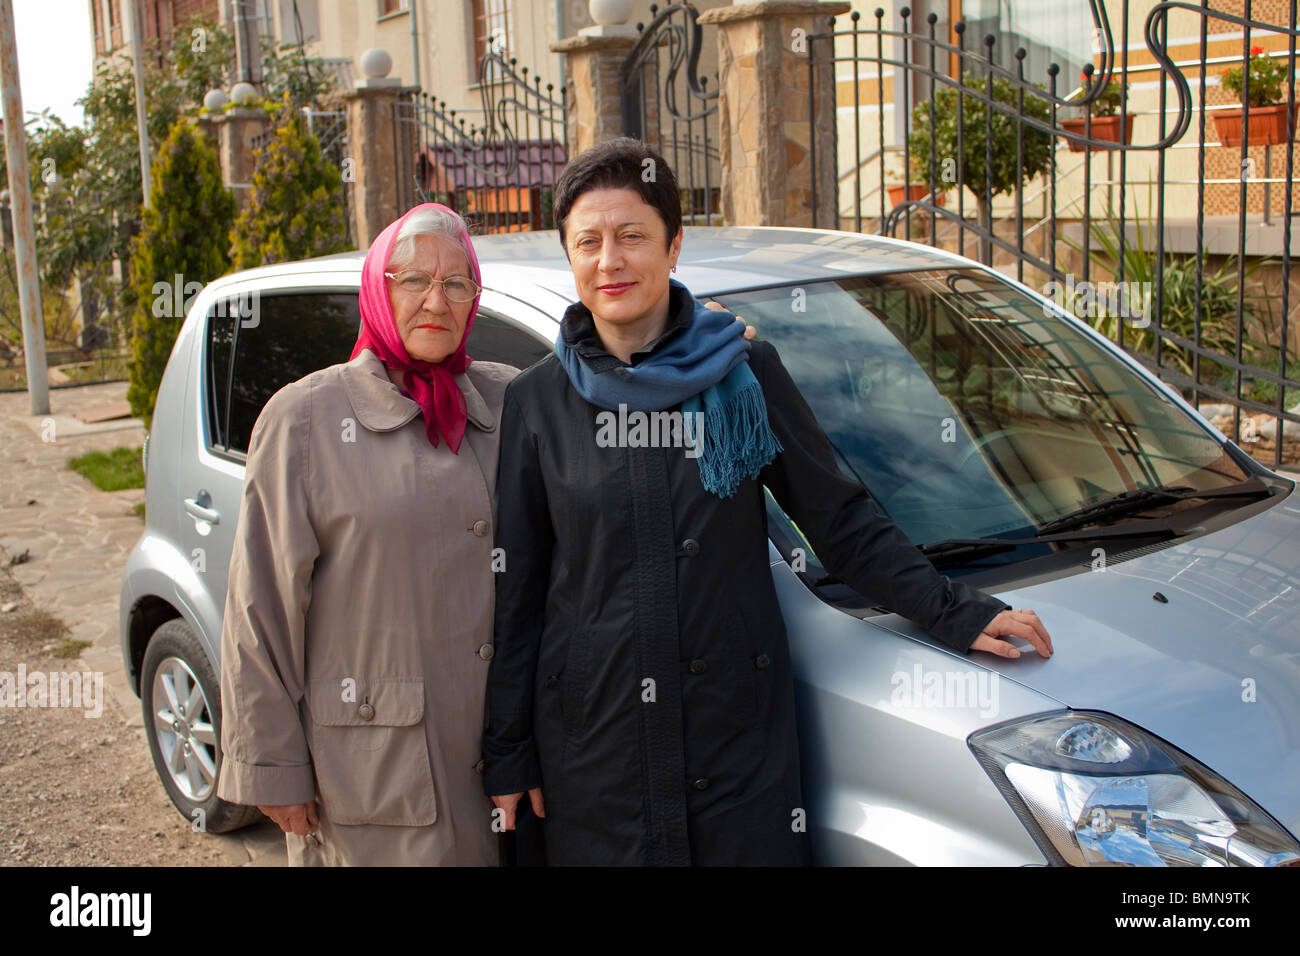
[133,501,146,521]
[5,605,71,648]
[50,637,92,660]
[68,446,145,492]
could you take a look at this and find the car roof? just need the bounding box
[205,226,974,302]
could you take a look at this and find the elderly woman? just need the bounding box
[216,203,516,865]
[482,139,1054,866]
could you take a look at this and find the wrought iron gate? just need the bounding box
[396,48,568,234]
[807,0,1300,469]
[621,3,722,224]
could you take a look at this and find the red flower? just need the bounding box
[1251,45,1264,55]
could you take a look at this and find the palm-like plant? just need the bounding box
[1065,210,1274,388]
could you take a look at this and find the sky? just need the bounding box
[8,0,93,129]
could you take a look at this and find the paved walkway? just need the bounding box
[0,382,286,865]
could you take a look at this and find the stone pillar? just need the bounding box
[345,84,404,248]
[551,32,637,156]
[700,1,849,228]
[216,107,268,213]
[345,49,406,248]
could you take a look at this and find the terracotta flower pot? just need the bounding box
[1059,114,1135,151]
[1212,103,1298,147]
[886,184,946,207]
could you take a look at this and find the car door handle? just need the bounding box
[183,492,221,526]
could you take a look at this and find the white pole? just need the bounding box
[127,0,151,207]
[0,0,49,414]
[410,0,420,88]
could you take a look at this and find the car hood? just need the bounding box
[877,483,1300,840]
[987,484,1300,839]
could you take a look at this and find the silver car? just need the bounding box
[120,227,1300,865]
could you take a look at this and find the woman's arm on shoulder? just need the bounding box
[216,382,321,808]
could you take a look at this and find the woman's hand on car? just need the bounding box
[490,788,546,830]
[259,800,319,835]
[971,608,1053,659]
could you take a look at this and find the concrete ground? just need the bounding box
[0,381,285,865]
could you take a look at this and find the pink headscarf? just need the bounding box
[350,203,481,453]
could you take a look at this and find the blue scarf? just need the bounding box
[555,280,782,498]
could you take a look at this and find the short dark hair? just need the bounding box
[552,137,682,251]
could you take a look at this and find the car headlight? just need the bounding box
[970,711,1300,866]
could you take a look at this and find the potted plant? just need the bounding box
[1060,72,1133,151]
[885,153,946,208]
[1215,45,1296,147]
[907,76,1053,260]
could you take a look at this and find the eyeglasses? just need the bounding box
[384,270,481,302]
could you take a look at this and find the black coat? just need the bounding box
[482,284,1008,866]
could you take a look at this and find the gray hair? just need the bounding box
[388,206,474,273]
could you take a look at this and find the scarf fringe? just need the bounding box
[696,380,783,498]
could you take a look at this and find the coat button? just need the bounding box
[692,778,711,791]
[689,659,707,674]
[478,643,495,661]
[357,703,375,721]
[472,519,490,537]
[754,654,771,669]
[473,758,485,775]
[681,538,700,557]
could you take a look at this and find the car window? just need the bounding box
[205,301,237,450]
[715,270,1250,558]
[211,294,550,456]
[468,309,552,369]
[220,291,361,455]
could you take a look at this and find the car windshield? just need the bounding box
[714,269,1249,548]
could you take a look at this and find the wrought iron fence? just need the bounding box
[0,349,132,392]
[396,49,568,235]
[303,107,353,248]
[621,3,722,225]
[806,0,1300,470]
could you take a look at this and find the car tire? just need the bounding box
[140,619,260,834]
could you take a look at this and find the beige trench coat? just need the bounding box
[216,348,517,865]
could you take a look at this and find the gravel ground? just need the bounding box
[0,562,267,866]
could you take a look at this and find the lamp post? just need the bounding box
[0,0,48,413]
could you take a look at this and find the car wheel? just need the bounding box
[141,619,260,833]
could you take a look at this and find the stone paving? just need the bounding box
[0,382,286,865]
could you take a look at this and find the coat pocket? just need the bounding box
[305,677,437,826]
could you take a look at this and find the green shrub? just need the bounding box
[230,96,350,268]
[907,75,1054,203]
[126,123,235,428]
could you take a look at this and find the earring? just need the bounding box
[671,266,677,273]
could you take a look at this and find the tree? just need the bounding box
[20,15,333,349]
[230,97,349,269]
[907,75,1054,261]
[126,122,235,427]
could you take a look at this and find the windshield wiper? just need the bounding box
[919,517,1184,564]
[917,477,1272,566]
[1036,477,1271,535]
